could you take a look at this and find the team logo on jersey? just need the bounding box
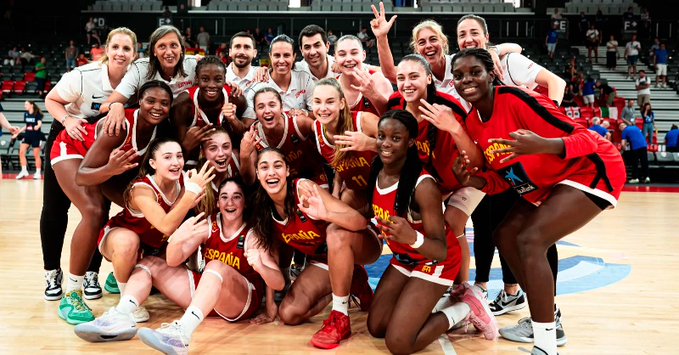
[499,163,537,196]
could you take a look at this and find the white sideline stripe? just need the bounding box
[438,334,457,355]
[556,261,603,282]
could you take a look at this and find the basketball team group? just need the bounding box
[37,3,626,355]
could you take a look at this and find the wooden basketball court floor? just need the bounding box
[1,179,677,354]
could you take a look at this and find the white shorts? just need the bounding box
[547,43,557,53]
[656,64,667,76]
[583,94,595,105]
[445,187,486,216]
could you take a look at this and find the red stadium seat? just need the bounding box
[24,72,36,82]
[1,81,14,95]
[44,81,52,94]
[13,81,26,95]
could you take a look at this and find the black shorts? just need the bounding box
[22,131,42,148]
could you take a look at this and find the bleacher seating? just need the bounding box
[563,0,637,15]
[91,0,163,12]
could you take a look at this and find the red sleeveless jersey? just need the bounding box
[254,113,327,185]
[118,109,157,161]
[104,174,184,249]
[387,91,469,195]
[186,85,234,128]
[338,68,380,116]
[272,179,329,258]
[466,86,625,206]
[313,111,376,190]
[202,214,263,285]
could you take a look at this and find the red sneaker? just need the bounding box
[310,310,352,349]
[349,265,373,312]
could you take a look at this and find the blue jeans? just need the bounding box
[643,123,655,143]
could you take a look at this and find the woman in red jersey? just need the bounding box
[251,148,381,349]
[451,48,625,355]
[367,110,497,354]
[194,128,241,216]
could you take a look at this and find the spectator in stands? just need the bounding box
[196,26,210,54]
[636,70,651,109]
[550,8,562,21]
[184,27,196,48]
[648,37,660,66]
[578,12,589,45]
[76,53,89,67]
[162,6,172,20]
[654,43,668,88]
[621,98,636,125]
[35,56,47,97]
[582,76,596,108]
[13,100,43,180]
[65,40,78,71]
[640,7,652,39]
[641,102,655,143]
[622,6,635,22]
[596,79,615,107]
[545,23,558,60]
[19,47,35,69]
[5,46,20,66]
[327,30,338,52]
[357,27,375,49]
[264,27,275,45]
[585,23,600,63]
[563,56,578,81]
[589,117,611,140]
[561,83,577,107]
[624,34,641,80]
[605,35,618,70]
[665,124,679,152]
[85,17,100,46]
[90,43,104,61]
[620,122,650,184]
[253,27,265,51]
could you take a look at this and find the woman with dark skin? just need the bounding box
[366,110,496,355]
[451,48,625,355]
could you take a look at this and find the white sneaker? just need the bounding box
[133,306,150,323]
[138,321,189,355]
[628,178,639,184]
[74,307,137,343]
[33,171,41,180]
[16,170,28,180]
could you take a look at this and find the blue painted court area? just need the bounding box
[365,229,631,298]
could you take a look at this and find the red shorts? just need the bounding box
[190,270,264,321]
[50,125,97,166]
[389,229,462,286]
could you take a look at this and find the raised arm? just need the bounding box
[370,2,398,84]
[296,179,367,231]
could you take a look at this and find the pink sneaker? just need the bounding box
[460,283,498,340]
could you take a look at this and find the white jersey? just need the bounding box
[116,56,199,99]
[245,68,314,119]
[500,53,543,90]
[434,54,470,112]
[226,64,259,90]
[54,61,114,119]
[296,55,336,82]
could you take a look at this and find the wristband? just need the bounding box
[409,231,425,249]
[185,181,203,196]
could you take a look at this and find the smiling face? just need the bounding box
[312,84,345,126]
[396,59,431,104]
[334,38,365,75]
[218,181,245,224]
[301,33,329,70]
[452,54,494,105]
[197,63,225,102]
[415,28,445,66]
[270,41,295,76]
[149,141,184,181]
[105,33,135,71]
[377,118,413,166]
[203,131,232,174]
[256,150,289,196]
[153,32,182,74]
[254,91,284,130]
[230,36,256,69]
[456,18,489,50]
[139,87,172,125]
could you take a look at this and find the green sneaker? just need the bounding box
[58,291,95,325]
[104,272,120,294]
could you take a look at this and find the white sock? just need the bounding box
[179,306,204,341]
[532,320,557,355]
[35,168,41,174]
[116,295,139,315]
[332,294,350,316]
[20,166,27,173]
[66,273,84,293]
[441,303,471,330]
[117,281,126,294]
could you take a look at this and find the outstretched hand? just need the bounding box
[297,184,327,220]
[488,129,553,164]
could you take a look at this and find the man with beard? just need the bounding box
[296,24,336,82]
[226,32,262,120]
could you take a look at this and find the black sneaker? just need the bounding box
[45,269,63,301]
[83,271,103,300]
[489,289,527,316]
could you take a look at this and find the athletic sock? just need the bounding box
[66,273,84,293]
[179,306,204,341]
[35,168,41,174]
[116,295,139,315]
[117,281,127,294]
[332,294,350,316]
[441,303,471,330]
[532,320,557,355]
